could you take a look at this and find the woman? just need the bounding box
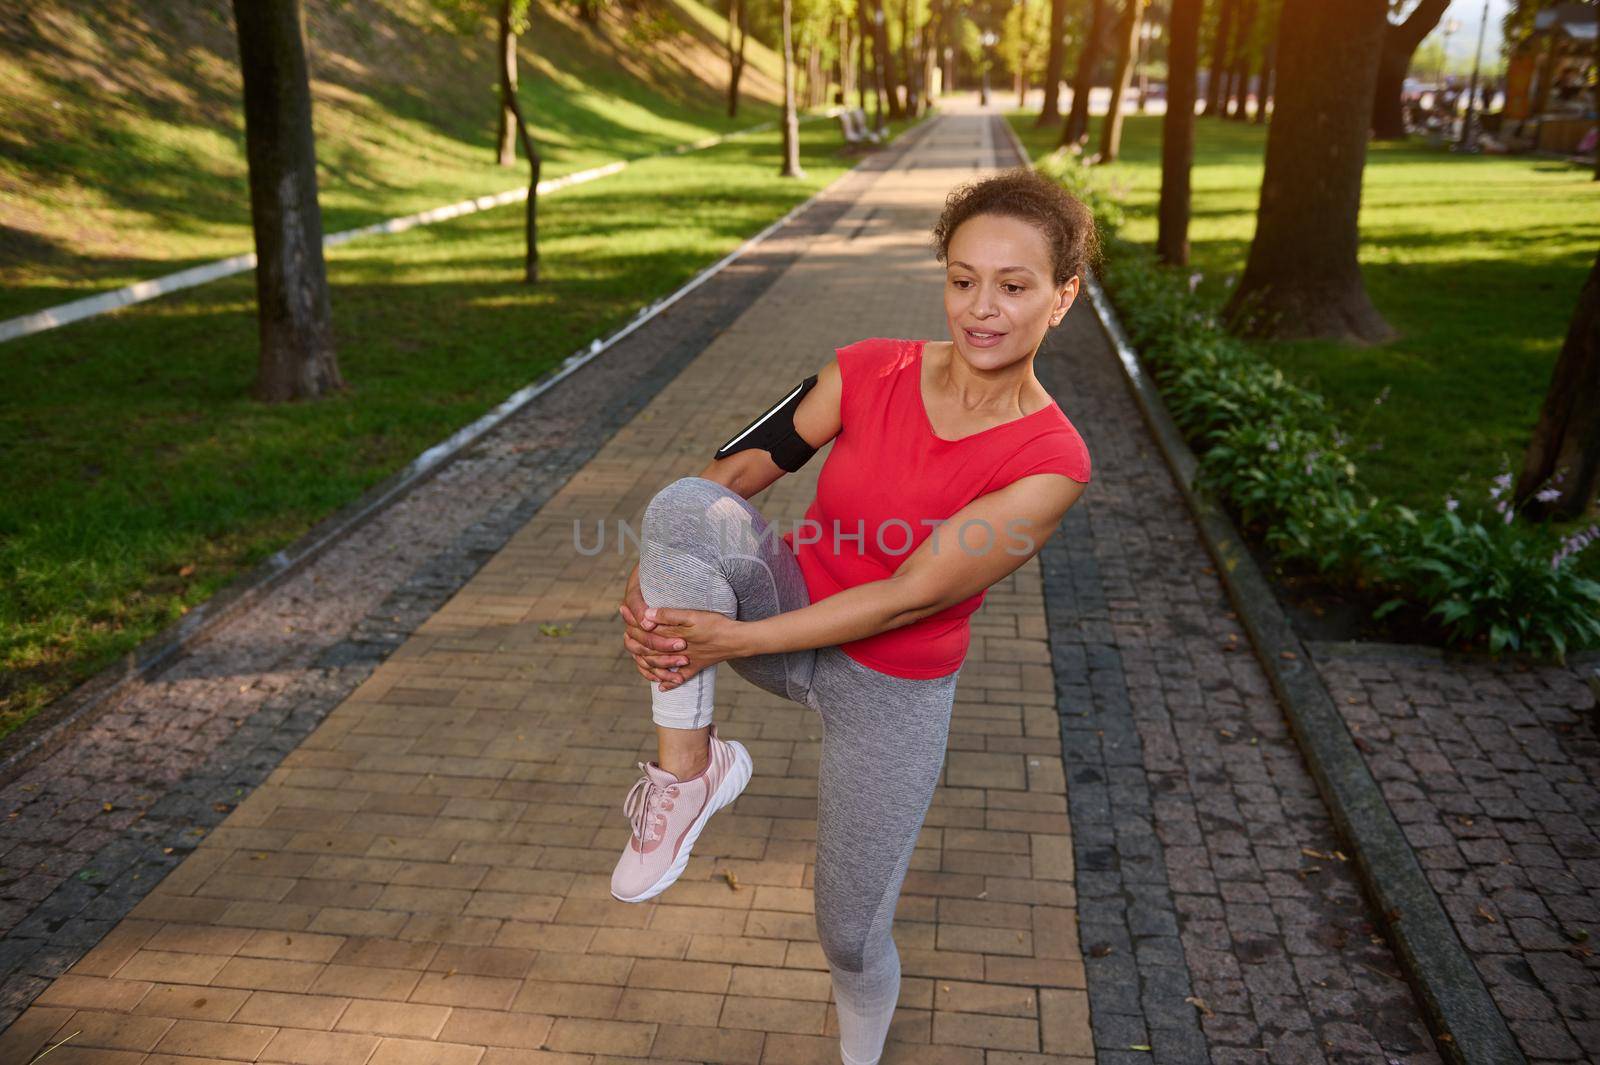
[610,168,1095,1065]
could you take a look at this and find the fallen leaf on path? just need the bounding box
[1185,995,1214,1018]
[1300,848,1347,862]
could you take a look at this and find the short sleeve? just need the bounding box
[986,424,1092,492]
[833,337,903,433]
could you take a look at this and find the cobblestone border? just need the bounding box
[0,114,942,1029]
[0,116,937,789]
[995,115,1211,1065]
[994,115,1527,1065]
[1074,251,1528,1065]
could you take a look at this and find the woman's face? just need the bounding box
[943,212,1079,370]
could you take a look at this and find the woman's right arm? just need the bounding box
[619,358,845,685]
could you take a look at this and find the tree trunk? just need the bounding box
[496,17,518,165]
[1158,0,1203,266]
[1036,0,1069,124]
[806,40,819,109]
[1226,0,1254,119]
[498,0,542,282]
[934,2,947,94]
[900,0,914,113]
[1135,14,1149,112]
[781,0,805,176]
[1222,0,1393,343]
[1062,0,1108,146]
[858,0,872,112]
[842,16,857,106]
[924,0,941,110]
[232,0,342,403]
[727,0,746,118]
[870,0,904,119]
[1099,0,1144,162]
[1371,0,1448,140]
[1517,249,1600,520]
[1254,26,1274,123]
[1203,0,1236,115]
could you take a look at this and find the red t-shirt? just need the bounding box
[779,337,1092,678]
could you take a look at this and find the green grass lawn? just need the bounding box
[0,116,919,738]
[1008,110,1600,544]
[0,0,795,321]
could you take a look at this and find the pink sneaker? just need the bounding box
[610,724,753,903]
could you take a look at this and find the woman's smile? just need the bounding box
[961,326,1007,348]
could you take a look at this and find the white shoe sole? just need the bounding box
[611,739,753,903]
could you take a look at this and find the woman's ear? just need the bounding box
[1052,276,1080,324]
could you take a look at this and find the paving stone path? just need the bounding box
[0,106,1098,1064]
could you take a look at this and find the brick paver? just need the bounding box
[1314,644,1600,1064]
[0,106,1094,1064]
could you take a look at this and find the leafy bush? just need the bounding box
[1038,151,1600,662]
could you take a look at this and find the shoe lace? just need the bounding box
[623,762,679,849]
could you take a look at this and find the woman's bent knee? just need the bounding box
[646,476,731,522]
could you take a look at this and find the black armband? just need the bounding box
[714,374,821,472]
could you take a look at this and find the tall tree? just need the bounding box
[1517,249,1600,519]
[232,0,342,403]
[781,0,805,176]
[857,0,874,114]
[727,0,749,117]
[1222,0,1393,342]
[495,2,520,164]
[1371,0,1450,139]
[1254,14,1275,122]
[1099,0,1145,160]
[1203,0,1237,113]
[1062,0,1109,145]
[1225,0,1255,117]
[1158,0,1204,264]
[1036,0,1070,122]
[870,0,905,118]
[901,0,915,111]
[498,0,543,281]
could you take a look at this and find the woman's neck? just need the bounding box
[926,340,1046,417]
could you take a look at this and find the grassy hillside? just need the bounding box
[0,0,792,321]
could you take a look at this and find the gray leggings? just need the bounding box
[638,476,962,1065]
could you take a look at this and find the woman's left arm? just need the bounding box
[645,473,1087,686]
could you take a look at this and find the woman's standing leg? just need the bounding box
[613,476,817,903]
[808,647,961,1064]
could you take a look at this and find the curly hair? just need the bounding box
[930,167,1100,287]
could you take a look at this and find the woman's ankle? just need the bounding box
[656,724,713,780]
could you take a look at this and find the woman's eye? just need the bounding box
[1003,285,1024,295]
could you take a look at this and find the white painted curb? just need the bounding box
[0,112,834,345]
